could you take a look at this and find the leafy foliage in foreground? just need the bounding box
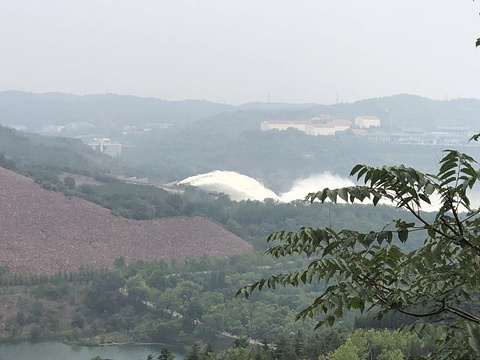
[239,149,480,359]
[179,329,425,360]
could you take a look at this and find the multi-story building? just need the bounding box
[261,117,352,136]
[87,138,123,157]
[355,116,381,128]
[331,119,352,132]
[260,120,309,132]
[367,126,478,146]
[305,123,337,136]
[103,142,122,157]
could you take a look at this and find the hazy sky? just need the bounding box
[1,0,480,104]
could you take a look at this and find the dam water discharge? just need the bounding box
[178,170,355,202]
[178,170,480,212]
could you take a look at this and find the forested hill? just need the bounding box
[3,91,480,133]
[238,95,480,130]
[4,91,480,192]
[0,125,115,179]
[302,94,480,130]
[0,91,233,131]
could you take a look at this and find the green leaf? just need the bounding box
[323,241,338,256]
[337,188,349,202]
[424,182,435,195]
[468,324,480,354]
[350,164,363,176]
[470,133,480,141]
[398,229,408,243]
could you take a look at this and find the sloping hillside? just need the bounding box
[0,91,233,131]
[0,168,252,274]
[0,125,114,175]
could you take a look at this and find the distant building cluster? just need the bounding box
[42,122,94,134]
[354,116,382,128]
[116,175,149,184]
[87,138,123,157]
[122,123,171,135]
[260,115,381,136]
[368,126,478,146]
[42,125,64,133]
[4,124,26,131]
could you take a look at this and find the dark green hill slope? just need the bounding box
[0,125,115,179]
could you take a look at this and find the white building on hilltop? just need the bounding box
[305,119,352,136]
[4,124,26,131]
[260,120,309,132]
[305,123,336,136]
[261,118,352,136]
[103,142,122,157]
[355,116,381,128]
[42,125,65,133]
[88,138,123,157]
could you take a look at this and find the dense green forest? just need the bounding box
[0,110,475,359]
[0,253,433,360]
[0,138,439,358]
[0,152,440,359]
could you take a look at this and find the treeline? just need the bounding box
[0,267,111,287]
[93,329,430,360]
[0,253,345,355]
[69,180,429,250]
[1,252,435,359]
[180,329,429,360]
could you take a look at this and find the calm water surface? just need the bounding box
[0,342,184,360]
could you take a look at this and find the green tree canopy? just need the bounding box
[239,148,480,359]
[157,347,175,360]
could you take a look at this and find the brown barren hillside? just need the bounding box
[0,168,252,274]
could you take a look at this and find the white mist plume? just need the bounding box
[279,173,355,202]
[178,170,279,201]
[178,170,356,203]
[178,170,480,215]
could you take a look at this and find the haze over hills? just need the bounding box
[0,91,234,132]
[0,167,252,274]
[3,91,480,134]
[4,91,480,193]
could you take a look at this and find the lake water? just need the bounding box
[0,342,184,360]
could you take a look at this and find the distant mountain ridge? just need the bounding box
[0,91,234,131]
[304,94,480,130]
[2,91,480,132]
